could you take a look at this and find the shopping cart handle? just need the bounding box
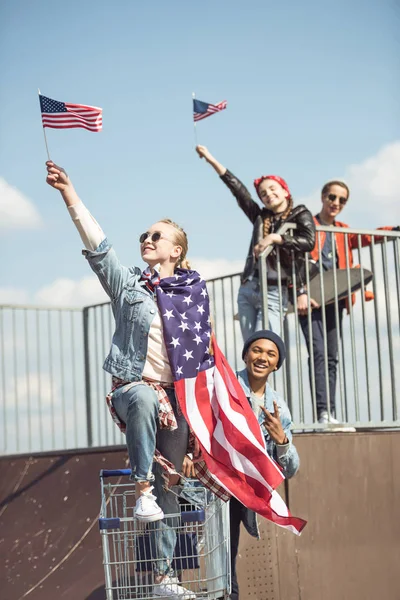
[100,469,131,478]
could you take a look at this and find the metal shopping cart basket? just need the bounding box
[99,469,231,599]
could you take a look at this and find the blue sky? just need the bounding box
[1,0,399,305]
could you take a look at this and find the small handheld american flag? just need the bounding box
[39,94,103,132]
[193,98,227,122]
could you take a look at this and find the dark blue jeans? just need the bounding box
[229,497,242,600]
[300,302,344,418]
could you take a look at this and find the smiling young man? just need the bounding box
[231,330,299,600]
[297,180,398,427]
[297,181,350,426]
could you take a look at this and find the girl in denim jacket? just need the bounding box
[46,161,196,599]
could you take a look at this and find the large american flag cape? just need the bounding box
[39,94,102,132]
[157,269,306,534]
[193,99,227,122]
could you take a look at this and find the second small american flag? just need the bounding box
[193,98,227,122]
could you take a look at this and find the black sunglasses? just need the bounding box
[327,193,348,206]
[139,231,163,244]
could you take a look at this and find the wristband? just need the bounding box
[297,287,308,297]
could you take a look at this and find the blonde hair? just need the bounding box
[262,195,294,237]
[160,218,191,270]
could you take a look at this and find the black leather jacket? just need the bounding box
[220,170,316,286]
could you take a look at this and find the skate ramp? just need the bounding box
[0,446,128,600]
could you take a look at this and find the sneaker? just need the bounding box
[318,410,339,425]
[318,411,356,432]
[134,486,164,522]
[153,575,196,599]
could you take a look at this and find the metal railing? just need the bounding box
[1,226,399,454]
[258,225,400,428]
[0,305,87,454]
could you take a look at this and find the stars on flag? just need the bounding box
[155,268,215,380]
[183,349,194,361]
[170,337,180,348]
[163,309,175,320]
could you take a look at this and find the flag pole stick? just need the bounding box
[192,92,198,147]
[38,89,51,161]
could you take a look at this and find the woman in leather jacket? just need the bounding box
[196,145,316,338]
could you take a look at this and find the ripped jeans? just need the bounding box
[112,383,189,574]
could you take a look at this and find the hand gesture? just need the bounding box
[261,401,288,445]
[46,161,71,192]
[297,294,320,316]
[196,145,213,162]
[182,455,196,479]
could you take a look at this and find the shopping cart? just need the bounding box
[99,469,231,599]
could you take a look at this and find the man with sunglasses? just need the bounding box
[297,180,397,427]
[298,181,353,427]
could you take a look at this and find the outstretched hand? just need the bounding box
[196,145,213,162]
[261,401,288,445]
[46,161,71,192]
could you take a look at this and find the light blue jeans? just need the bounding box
[237,279,288,340]
[112,384,189,574]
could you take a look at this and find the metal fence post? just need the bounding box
[83,307,93,447]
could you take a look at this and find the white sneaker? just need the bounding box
[318,411,356,432]
[134,486,164,522]
[318,410,340,424]
[153,575,196,599]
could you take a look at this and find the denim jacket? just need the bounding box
[83,238,156,381]
[235,368,300,538]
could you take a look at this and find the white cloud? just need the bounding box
[34,276,108,307]
[0,276,108,307]
[0,260,244,308]
[0,177,43,229]
[298,141,400,225]
[0,287,30,305]
[348,142,400,202]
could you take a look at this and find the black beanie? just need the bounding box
[242,329,286,370]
